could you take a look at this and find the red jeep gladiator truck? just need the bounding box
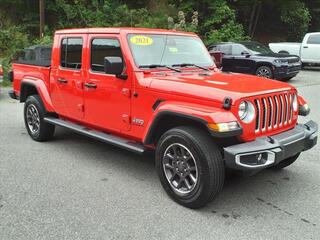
[9,28,318,208]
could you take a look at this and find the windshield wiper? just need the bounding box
[172,63,210,71]
[139,64,181,72]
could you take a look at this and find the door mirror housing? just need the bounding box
[104,56,127,79]
[241,51,251,57]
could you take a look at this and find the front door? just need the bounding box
[83,35,132,133]
[50,36,85,119]
[301,33,320,63]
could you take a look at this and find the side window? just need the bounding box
[91,38,123,72]
[307,34,320,44]
[219,44,232,55]
[232,44,246,55]
[60,38,83,69]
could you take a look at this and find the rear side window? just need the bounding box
[60,38,83,69]
[218,44,232,55]
[91,38,123,72]
[307,34,320,44]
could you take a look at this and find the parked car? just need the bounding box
[9,28,318,209]
[208,41,302,81]
[269,32,320,67]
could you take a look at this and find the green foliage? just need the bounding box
[202,1,249,44]
[0,25,29,83]
[280,1,311,41]
[205,22,249,44]
[0,0,319,74]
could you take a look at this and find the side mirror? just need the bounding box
[241,51,250,57]
[104,56,127,79]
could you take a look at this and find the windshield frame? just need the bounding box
[126,33,215,70]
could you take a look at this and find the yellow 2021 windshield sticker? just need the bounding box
[130,35,153,46]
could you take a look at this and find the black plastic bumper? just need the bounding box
[224,121,318,170]
[274,64,301,80]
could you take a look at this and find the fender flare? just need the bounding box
[20,78,55,112]
[143,101,241,145]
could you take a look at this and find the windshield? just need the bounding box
[127,34,214,68]
[242,42,273,55]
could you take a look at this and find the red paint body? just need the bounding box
[12,28,304,144]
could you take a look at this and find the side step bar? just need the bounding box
[44,117,146,154]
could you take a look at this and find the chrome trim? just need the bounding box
[262,98,267,132]
[255,99,261,133]
[235,150,276,169]
[268,96,273,130]
[279,95,284,127]
[284,94,289,125]
[274,95,279,128]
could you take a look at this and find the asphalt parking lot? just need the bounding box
[0,69,319,240]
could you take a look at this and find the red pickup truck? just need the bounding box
[9,28,318,208]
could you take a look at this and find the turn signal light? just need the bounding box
[208,122,240,132]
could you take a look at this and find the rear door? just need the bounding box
[301,33,320,63]
[219,44,233,71]
[83,34,132,132]
[50,36,85,119]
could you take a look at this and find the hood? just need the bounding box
[255,52,300,60]
[145,71,294,104]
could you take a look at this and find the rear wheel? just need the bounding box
[270,153,300,170]
[279,51,289,55]
[24,95,55,141]
[155,126,225,209]
[256,66,273,79]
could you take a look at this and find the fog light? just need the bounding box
[257,153,263,162]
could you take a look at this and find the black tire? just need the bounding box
[24,95,55,141]
[282,76,294,82]
[270,153,300,170]
[256,66,274,79]
[155,126,225,209]
[279,51,289,55]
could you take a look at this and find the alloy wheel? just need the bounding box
[26,104,40,134]
[257,67,272,78]
[162,143,199,195]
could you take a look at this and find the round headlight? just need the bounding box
[238,101,255,123]
[293,94,298,112]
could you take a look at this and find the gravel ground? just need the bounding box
[0,69,319,240]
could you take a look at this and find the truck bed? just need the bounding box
[12,63,51,97]
[269,42,301,56]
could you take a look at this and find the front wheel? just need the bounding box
[155,126,225,209]
[24,95,55,141]
[256,66,273,79]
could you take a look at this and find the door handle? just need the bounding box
[57,78,68,84]
[303,46,308,48]
[84,83,97,89]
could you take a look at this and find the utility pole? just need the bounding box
[39,0,45,38]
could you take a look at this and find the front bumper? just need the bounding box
[274,63,302,80]
[224,121,318,170]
